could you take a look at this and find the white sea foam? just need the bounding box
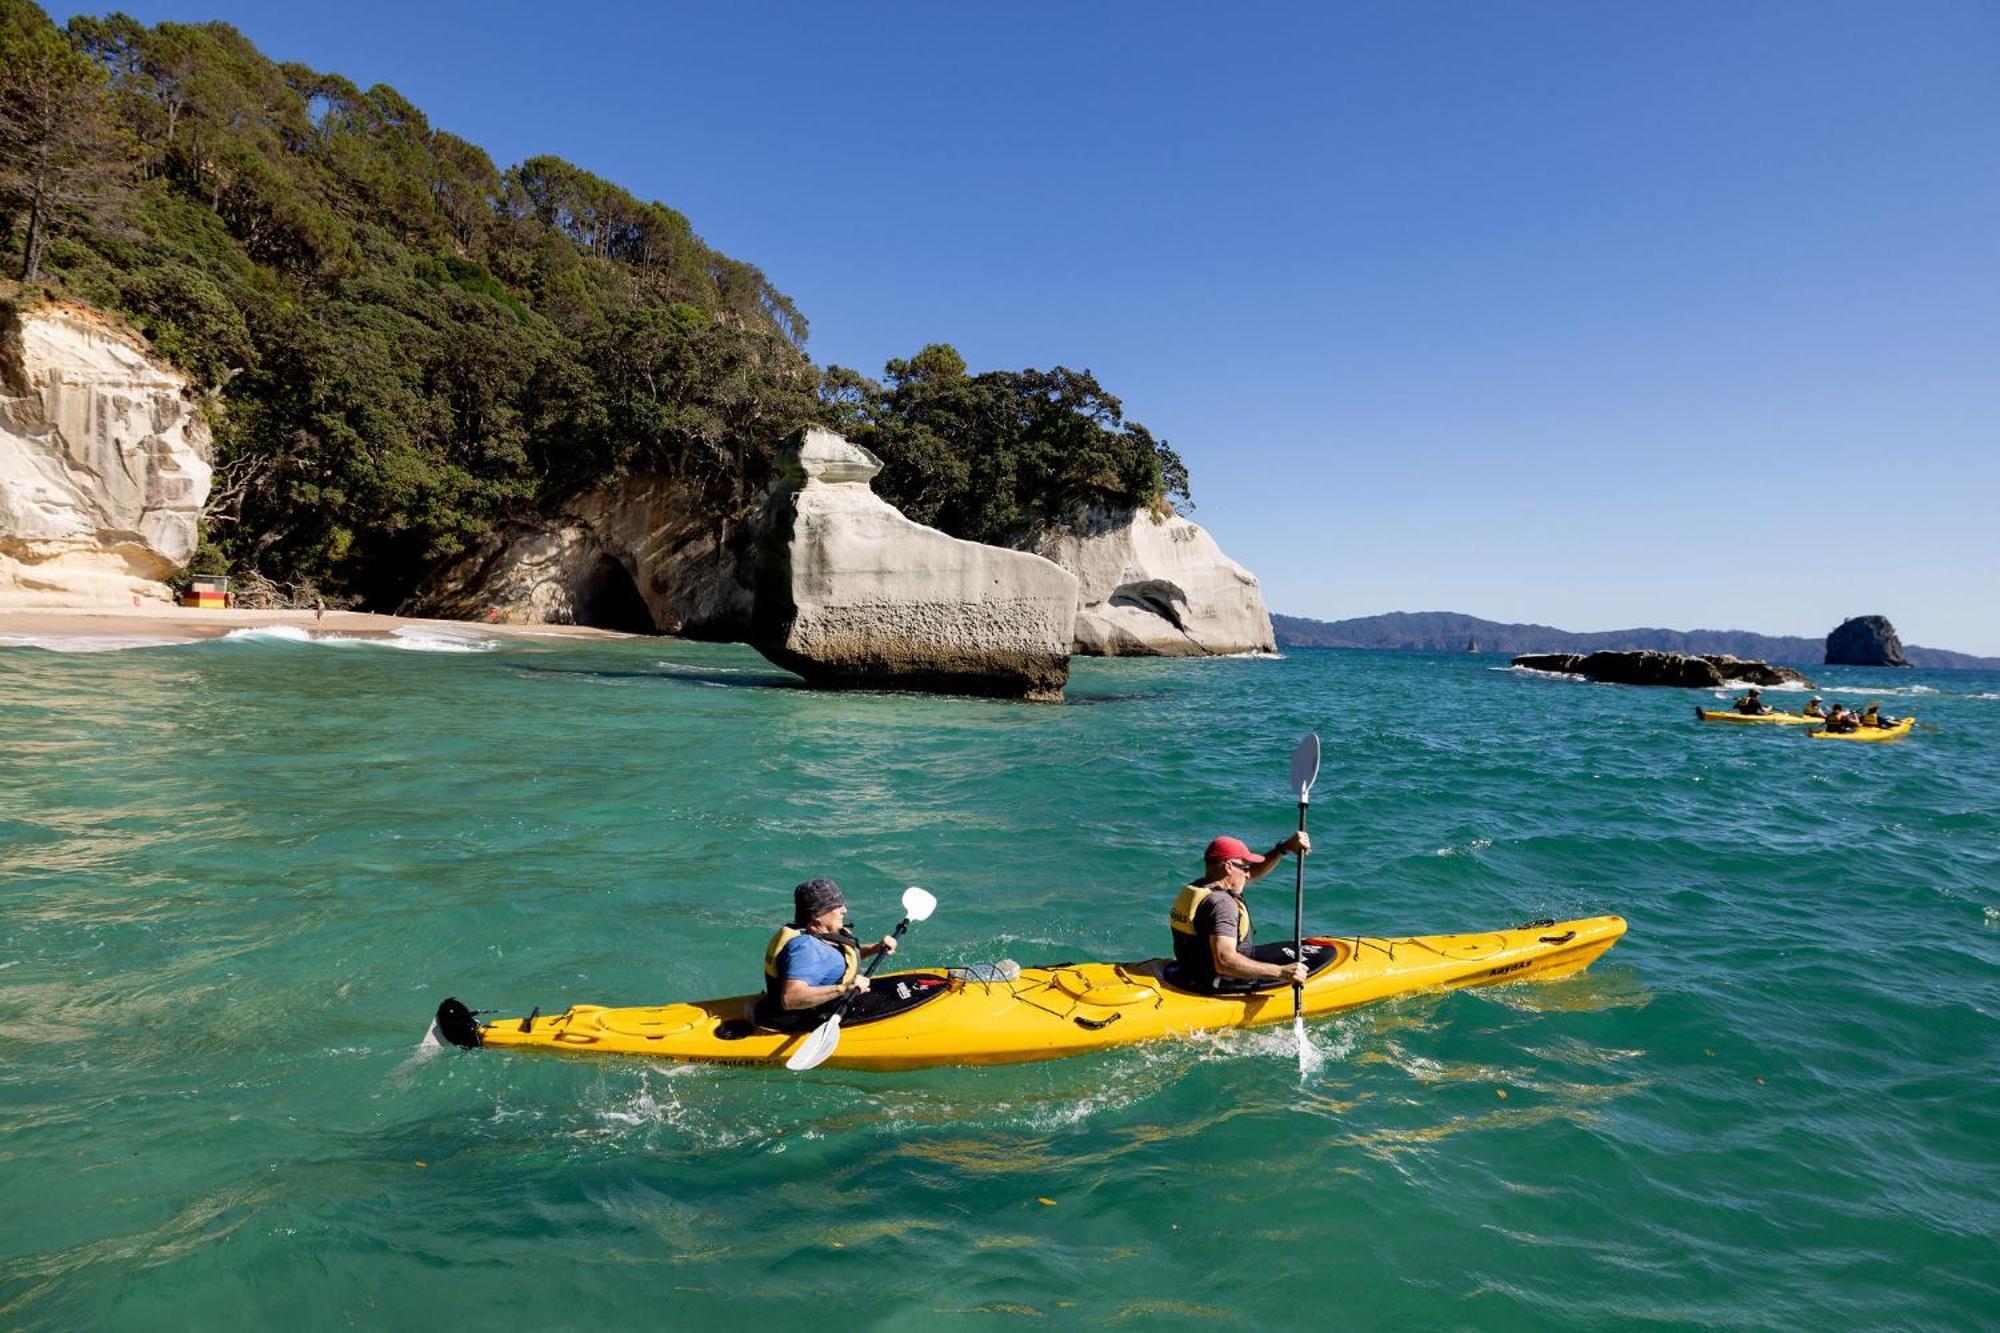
[1971,693,2000,702]
[219,624,498,652]
[0,632,197,653]
[656,661,766,675]
[381,626,499,652]
[1504,665,1587,682]
[219,625,314,644]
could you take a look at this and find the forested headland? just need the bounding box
[0,0,1187,607]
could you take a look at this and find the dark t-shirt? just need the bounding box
[1194,886,1249,948]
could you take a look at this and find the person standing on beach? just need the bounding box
[1168,834,1312,992]
[753,878,898,1031]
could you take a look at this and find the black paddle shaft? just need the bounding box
[1293,798,1308,1019]
[830,915,912,1021]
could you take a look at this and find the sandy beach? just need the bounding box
[0,604,638,647]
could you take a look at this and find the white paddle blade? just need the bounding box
[901,885,938,922]
[1290,732,1322,803]
[785,1014,843,1071]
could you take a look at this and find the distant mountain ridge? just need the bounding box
[1271,611,2000,670]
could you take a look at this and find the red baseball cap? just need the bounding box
[1204,835,1264,864]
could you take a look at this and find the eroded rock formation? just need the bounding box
[751,429,1078,699]
[1825,615,1909,667]
[1026,506,1274,656]
[1513,650,1812,688]
[0,302,212,606]
[407,477,756,637]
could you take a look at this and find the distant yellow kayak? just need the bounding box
[1807,717,1915,742]
[438,915,1627,1071]
[1696,708,1819,725]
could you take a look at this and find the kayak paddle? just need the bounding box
[1289,731,1321,1075]
[785,885,937,1072]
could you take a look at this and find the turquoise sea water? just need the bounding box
[3,631,1996,1330]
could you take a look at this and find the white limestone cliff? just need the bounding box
[1029,506,1274,656]
[0,302,212,606]
[751,429,1078,699]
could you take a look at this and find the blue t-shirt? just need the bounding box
[778,934,850,986]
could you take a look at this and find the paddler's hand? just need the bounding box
[877,935,897,955]
[1278,961,1308,985]
[847,976,872,995]
[1277,831,1311,856]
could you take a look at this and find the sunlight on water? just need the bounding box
[3,638,1997,1328]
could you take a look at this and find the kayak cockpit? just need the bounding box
[1155,937,1347,997]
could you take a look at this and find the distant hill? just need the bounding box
[1271,611,2000,670]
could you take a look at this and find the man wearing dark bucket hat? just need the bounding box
[1168,832,1312,992]
[752,878,900,1031]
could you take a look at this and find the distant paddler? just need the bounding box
[1733,688,1773,716]
[1802,696,1826,718]
[1823,703,1861,733]
[753,878,899,1032]
[1169,833,1312,992]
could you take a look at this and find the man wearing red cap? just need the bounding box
[1168,832,1312,991]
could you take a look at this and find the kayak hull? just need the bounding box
[1695,708,1818,725]
[1807,717,1914,742]
[461,914,1627,1071]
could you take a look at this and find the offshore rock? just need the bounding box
[751,428,1077,699]
[1027,506,1274,656]
[1824,615,1909,667]
[407,476,756,637]
[0,302,212,606]
[1512,650,1811,689]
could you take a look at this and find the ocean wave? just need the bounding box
[0,632,197,653]
[1502,665,1587,682]
[654,661,768,675]
[381,626,499,652]
[219,625,498,652]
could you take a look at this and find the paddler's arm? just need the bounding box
[1210,935,1308,985]
[1243,830,1310,885]
[858,934,899,960]
[781,975,871,1010]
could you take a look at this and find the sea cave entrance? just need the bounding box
[571,555,657,634]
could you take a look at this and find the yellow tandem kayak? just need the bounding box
[1695,708,1819,725]
[1807,717,1915,742]
[437,915,1627,1071]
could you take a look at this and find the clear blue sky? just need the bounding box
[59,1,2000,653]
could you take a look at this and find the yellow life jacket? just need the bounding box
[1169,882,1254,942]
[1170,882,1251,981]
[763,925,859,1003]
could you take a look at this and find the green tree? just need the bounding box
[0,5,131,281]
